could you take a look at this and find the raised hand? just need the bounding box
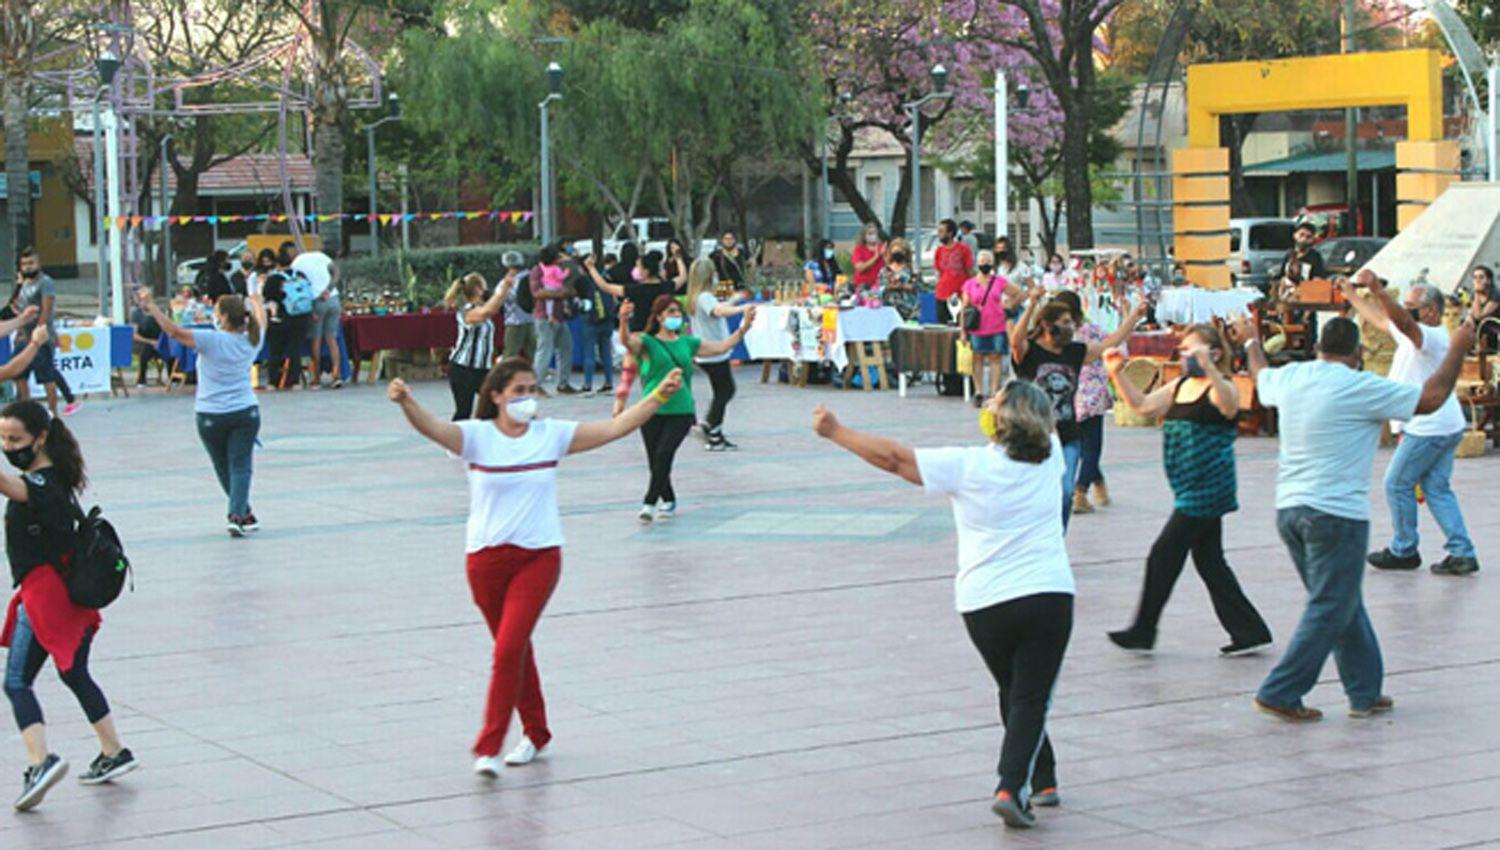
[18,305,38,322]
[619,300,635,322]
[1228,315,1259,344]
[812,404,840,438]
[1102,347,1126,374]
[658,368,684,397]
[1184,343,1212,372]
[28,325,48,347]
[135,286,154,307]
[1027,284,1046,303]
[386,378,412,404]
[742,304,758,327]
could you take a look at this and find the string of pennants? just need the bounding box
[103,210,536,230]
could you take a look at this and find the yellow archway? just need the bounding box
[1174,49,1455,289]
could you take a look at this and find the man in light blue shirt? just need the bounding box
[1237,312,1473,722]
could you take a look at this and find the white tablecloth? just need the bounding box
[1155,286,1263,325]
[742,306,901,371]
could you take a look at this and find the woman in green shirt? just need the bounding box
[618,294,756,522]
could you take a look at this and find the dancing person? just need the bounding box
[288,244,342,389]
[589,249,674,417]
[1,400,137,811]
[136,288,267,536]
[803,239,840,288]
[934,219,974,324]
[444,272,509,421]
[958,250,1011,406]
[1338,274,1478,575]
[11,249,78,417]
[1011,288,1145,528]
[851,224,885,290]
[811,382,1073,829]
[687,258,754,451]
[388,358,685,774]
[1238,313,1474,721]
[1051,290,1115,514]
[1101,325,1273,655]
[617,296,756,522]
[576,255,617,395]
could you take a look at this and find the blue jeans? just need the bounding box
[196,406,260,518]
[1384,431,1474,558]
[1075,415,1105,490]
[581,321,614,388]
[1060,439,1081,531]
[1257,507,1383,711]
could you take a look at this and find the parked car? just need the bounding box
[176,240,249,289]
[1316,236,1389,278]
[1227,218,1295,289]
[572,217,717,261]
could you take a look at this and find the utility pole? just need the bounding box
[1343,0,1359,234]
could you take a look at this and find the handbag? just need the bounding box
[961,278,998,332]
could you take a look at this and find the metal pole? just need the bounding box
[539,102,552,244]
[819,119,830,241]
[995,74,1008,246]
[92,95,108,314]
[398,164,410,253]
[910,105,922,276]
[160,134,172,290]
[1490,66,1499,182]
[1371,171,1379,238]
[1343,0,1359,233]
[367,125,379,258]
[103,101,125,323]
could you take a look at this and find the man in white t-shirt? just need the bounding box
[1237,311,1473,722]
[1340,272,1477,576]
[287,243,343,389]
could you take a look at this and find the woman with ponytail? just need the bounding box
[0,401,136,810]
[136,287,268,537]
[444,272,509,420]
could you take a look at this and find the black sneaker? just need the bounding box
[1220,637,1273,657]
[14,753,67,812]
[78,748,138,785]
[598,383,613,393]
[556,384,578,395]
[1106,629,1155,653]
[240,514,261,534]
[1367,548,1420,570]
[990,790,1035,828]
[227,515,246,538]
[1431,555,1480,576]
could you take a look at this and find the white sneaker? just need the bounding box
[655,501,677,521]
[638,504,655,524]
[504,737,544,766]
[473,755,503,778]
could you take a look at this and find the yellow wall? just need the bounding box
[0,118,79,271]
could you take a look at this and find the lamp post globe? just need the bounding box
[387,91,401,119]
[96,50,120,86]
[930,63,948,95]
[546,62,564,96]
[1016,83,1030,110]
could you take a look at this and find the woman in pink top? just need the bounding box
[958,250,1013,405]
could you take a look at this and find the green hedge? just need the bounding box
[339,244,540,307]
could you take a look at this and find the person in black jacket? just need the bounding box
[260,272,308,389]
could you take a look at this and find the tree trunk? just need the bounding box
[313,119,346,256]
[1224,113,1260,217]
[1060,103,1095,250]
[4,72,30,271]
[888,161,912,240]
[1033,190,1058,259]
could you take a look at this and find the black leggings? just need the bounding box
[449,363,488,421]
[698,361,736,430]
[962,592,1072,804]
[640,413,694,504]
[266,314,310,388]
[1124,511,1272,645]
[4,612,109,731]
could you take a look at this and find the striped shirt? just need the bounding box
[452,304,496,370]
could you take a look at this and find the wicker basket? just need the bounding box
[1457,430,1488,459]
[1114,358,1162,427]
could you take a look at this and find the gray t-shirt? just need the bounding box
[1255,359,1421,521]
[693,292,732,364]
[503,271,533,327]
[192,328,263,414]
[13,272,57,341]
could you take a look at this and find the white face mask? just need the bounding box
[506,397,539,423]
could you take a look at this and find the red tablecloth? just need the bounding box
[1127,331,1181,358]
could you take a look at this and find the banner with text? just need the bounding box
[26,327,113,396]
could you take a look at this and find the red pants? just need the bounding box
[465,544,560,757]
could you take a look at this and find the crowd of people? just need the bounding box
[0,229,1493,830]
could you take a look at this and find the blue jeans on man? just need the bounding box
[1060,439,1081,531]
[581,321,614,389]
[1257,506,1383,712]
[1384,430,1475,559]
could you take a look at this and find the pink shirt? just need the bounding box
[962,275,1008,336]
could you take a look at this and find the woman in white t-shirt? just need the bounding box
[812,381,1074,830]
[686,258,753,450]
[388,356,684,777]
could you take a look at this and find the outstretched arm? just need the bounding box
[812,405,922,486]
[136,287,196,346]
[1102,349,1175,418]
[1009,285,1046,366]
[1231,315,1269,382]
[569,369,683,454]
[584,257,625,297]
[1086,299,1146,364]
[1358,270,1423,348]
[0,305,38,339]
[696,306,757,359]
[0,326,47,382]
[618,300,642,356]
[1337,275,1392,338]
[388,378,463,454]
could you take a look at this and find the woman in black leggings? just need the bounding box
[813,381,1075,829]
[686,258,753,450]
[618,294,754,522]
[443,272,509,420]
[0,401,136,812]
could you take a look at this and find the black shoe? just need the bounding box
[240,513,260,534]
[599,383,613,393]
[1107,629,1155,653]
[990,791,1035,828]
[78,748,138,785]
[1220,637,1273,657]
[1367,548,1421,570]
[1431,555,1480,576]
[14,754,67,812]
[556,384,578,395]
[227,515,246,538]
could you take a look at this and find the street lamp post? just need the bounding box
[91,51,120,319]
[538,62,564,245]
[1490,65,1499,182]
[159,133,172,290]
[363,92,402,258]
[820,92,853,241]
[903,64,951,276]
[994,76,1030,249]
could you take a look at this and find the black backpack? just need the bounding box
[514,269,536,314]
[62,501,132,609]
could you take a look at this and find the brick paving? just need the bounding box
[3,370,1497,849]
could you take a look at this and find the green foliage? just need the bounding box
[340,243,540,306]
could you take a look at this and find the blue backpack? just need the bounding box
[282,272,314,316]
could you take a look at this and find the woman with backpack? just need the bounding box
[261,270,311,390]
[443,272,509,420]
[388,357,685,775]
[136,288,267,536]
[617,294,756,522]
[1,400,136,811]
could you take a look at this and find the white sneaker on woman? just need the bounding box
[504,737,545,766]
[473,755,503,778]
[654,501,677,521]
[637,504,655,524]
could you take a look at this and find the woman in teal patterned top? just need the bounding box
[1100,324,1272,656]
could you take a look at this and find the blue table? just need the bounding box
[0,325,134,368]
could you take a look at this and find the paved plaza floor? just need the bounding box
[4,369,1499,849]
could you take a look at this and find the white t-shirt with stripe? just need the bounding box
[459,418,579,552]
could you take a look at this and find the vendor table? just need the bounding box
[742,305,902,391]
[1126,330,1181,358]
[342,312,456,383]
[890,325,970,398]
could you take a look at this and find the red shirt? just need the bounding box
[851,244,884,288]
[934,241,974,300]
